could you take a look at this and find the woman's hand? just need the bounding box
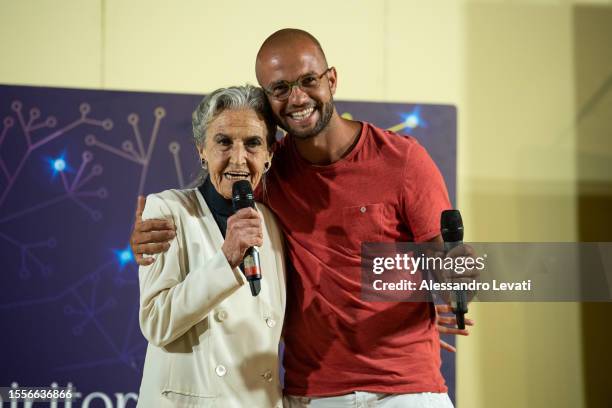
[222,208,263,269]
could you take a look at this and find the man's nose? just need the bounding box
[288,85,310,106]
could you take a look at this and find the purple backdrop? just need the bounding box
[0,85,456,407]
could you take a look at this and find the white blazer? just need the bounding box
[136,188,286,408]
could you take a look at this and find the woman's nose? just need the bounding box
[229,144,247,164]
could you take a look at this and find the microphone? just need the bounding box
[441,209,467,329]
[231,180,261,297]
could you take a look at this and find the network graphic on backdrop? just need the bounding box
[0,100,163,374]
[0,85,455,404]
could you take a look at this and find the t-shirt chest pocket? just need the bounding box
[341,203,384,255]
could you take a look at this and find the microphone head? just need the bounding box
[232,180,254,211]
[441,209,464,242]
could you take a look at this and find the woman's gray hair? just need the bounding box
[192,84,277,149]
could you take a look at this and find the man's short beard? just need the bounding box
[281,99,334,140]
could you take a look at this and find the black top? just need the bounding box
[198,176,261,296]
[198,176,233,238]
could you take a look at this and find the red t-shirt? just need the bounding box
[261,122,451,396]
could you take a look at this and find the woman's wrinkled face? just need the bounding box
[200,108,272,200]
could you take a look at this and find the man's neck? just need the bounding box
[293,114,362,165]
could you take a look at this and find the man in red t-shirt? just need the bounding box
[131,29,472,407]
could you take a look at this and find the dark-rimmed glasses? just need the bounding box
[263,67,333,101]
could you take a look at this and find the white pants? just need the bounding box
[284,391,454,408]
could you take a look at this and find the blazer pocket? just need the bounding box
[162,389,217,407]
[164,333,217,400]
[341,203,384,256]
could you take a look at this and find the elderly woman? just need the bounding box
[136,85,286,408]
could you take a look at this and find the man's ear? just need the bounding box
[328,67,338,95]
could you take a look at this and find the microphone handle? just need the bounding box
[445,240,468,329]
[243,247,262,296]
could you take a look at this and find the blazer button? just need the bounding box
[265,317,276,328]
[215,365,227,377]
[360,206,367,213]
[262,370,273,382]
[215,310,228,322]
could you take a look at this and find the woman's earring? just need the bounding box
[201,158,207,170]
[264,161,270,173]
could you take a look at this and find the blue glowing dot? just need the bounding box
[401,106,428,129]
[405,114,419,128]
[120,250,132,263]
[53,158,66,172]
[46,152,71,177]
[113,245,135,268]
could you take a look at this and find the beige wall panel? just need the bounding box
[385,0,464,105]
[575,5,612,407]
[458,3,580,407]
[463,2,575,182]
[0,0,102,88]
[458,180,583,407]
[458,178,583,408]
[104,0,385,98]
[459,302,583,408]
[574,3,612,183]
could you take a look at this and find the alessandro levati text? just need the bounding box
[372,279,532,291]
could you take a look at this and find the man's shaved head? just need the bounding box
[256,28,328,69]
[255,28,337,140]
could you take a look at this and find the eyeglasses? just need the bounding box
[263,67,333,101]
